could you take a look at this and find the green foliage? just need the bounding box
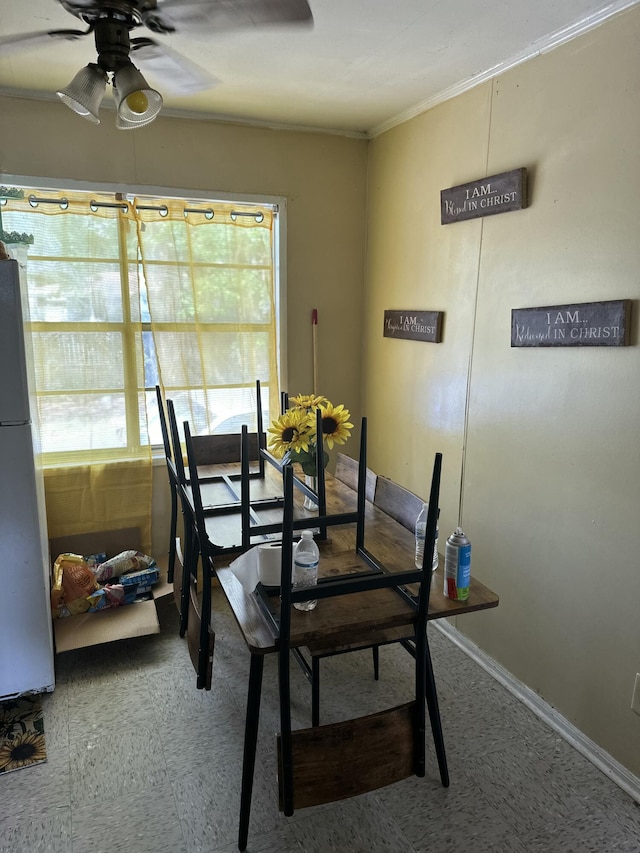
[0,231,34,244]
[287,446,329,476]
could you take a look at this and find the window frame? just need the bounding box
[1,173,288,461]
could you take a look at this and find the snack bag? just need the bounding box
[95,550,156,582]
[51,553,100,618]
[87,584,129,611]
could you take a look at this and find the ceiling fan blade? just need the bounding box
[133,40,219,95]
[149,0,313,35]
[0,28,88,56]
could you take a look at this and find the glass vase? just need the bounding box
[303,474,317,510]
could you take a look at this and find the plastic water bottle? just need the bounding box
[415,503,439,572]
[293,530,319,611]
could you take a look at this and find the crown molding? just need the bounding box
[370,0,640,138]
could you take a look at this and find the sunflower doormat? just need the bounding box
[0,696,47,774]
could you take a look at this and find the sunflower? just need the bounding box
[0,732,46,772]
[318,402,353,449]
[267,408,314,457]
[288,393,327,411]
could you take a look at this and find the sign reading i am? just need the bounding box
[441,168,527,224]
[511,300,631,347]
[383,310,443,342]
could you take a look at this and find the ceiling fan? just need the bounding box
[0,0,314,129]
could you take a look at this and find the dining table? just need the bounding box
[208,462,500,850]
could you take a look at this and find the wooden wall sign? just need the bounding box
[511,300,631,347]
[441,168,527,224]
[383,310,442,343]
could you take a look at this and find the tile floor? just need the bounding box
[2,589,639,853]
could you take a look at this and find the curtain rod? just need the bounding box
[12,193,266,221]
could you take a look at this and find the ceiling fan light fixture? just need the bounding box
[56,63,107,123]
[114,63,163,128]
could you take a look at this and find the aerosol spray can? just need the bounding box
[444,527,471,601]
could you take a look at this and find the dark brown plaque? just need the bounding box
[511,300,631,347]
[383,310,442,343]
[441,168,527,224]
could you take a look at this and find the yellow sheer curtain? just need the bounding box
[1,187,280,554]
[2,189,153,552]
[133,197,279,439]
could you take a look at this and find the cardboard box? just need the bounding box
[49,527,172,653]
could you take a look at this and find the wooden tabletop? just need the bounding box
[216,467,499,655]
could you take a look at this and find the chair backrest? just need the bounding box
[191,431,260,465]
[373,476,424,533]
[334,452,377,503]
[275,452,442,814]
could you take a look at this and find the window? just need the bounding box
[1,186,281,466]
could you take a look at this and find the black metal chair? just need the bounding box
[160,380,273,631]
[238,452,444,850]
[248,416,386,724]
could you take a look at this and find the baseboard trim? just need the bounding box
[434,620,640,804]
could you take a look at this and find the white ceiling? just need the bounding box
[0,0,636,137]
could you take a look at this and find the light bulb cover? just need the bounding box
[114,64,162,127]
[115,108,155,131]
[125,90,149,114]
[56,63,107,123]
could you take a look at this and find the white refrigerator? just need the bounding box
[0,258,55,699]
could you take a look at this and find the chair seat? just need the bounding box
[305,623,415,657]
[277,701,416,810]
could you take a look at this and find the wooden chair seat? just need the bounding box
[305,623,414,658]
[277,702,416,810]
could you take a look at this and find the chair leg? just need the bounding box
[239,654,264,852]
[311,657,320,727]
[372,645,380,680]
[425,640,449,787]
[167,485,178,584]
[179,524,196,637]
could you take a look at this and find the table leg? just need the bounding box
[238,653,264,852]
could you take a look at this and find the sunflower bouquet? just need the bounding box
[267,393,353,476]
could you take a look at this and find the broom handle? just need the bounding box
[312,308,318,395]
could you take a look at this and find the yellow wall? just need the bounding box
[364,7,640,775]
